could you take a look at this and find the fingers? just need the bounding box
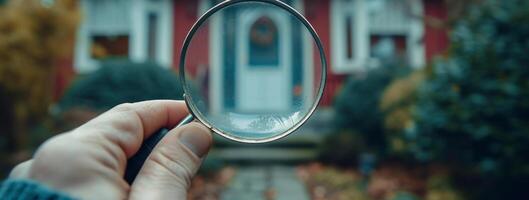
[129,122,212,200]
[9,160,33,178]
[28,133,131,199]
[8,100,192,200]
[26,100,188,182]
[77,100,189,158]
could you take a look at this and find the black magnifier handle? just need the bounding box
[124,114,194,184]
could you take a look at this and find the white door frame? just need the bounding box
[204,0,310,113]
[235,9,292,112]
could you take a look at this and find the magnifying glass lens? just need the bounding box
[183,1,324,142]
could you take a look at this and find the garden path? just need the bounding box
[220,166,310,200]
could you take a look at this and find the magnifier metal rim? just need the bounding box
[179,0,327,143]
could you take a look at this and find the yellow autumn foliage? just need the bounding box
[379,70,426,132]
[0,0,79,151]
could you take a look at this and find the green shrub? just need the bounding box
[411,0,529,198]
[391,192,419,200]
[319,130,367,167]
[413,0,529,172]
[59,60,184,112]
[334,66,405,132]
[326,63,410,162]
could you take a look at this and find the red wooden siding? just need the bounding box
[173,0,201,73]
[424,0,449,61]
[305,0,346,107]
[53,57,75,101]
[53,0,449,106]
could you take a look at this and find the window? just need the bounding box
[75,0,173,73]
[330,0,368,73]
[331,0,425,73]
[248,16,280,67]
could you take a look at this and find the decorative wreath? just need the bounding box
[250,16,277,46]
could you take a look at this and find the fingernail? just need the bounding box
[178,123,212,158]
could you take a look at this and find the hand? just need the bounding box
[9,100,213,199]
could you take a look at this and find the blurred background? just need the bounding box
[1,0,528,200]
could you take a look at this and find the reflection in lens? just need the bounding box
[182,1,324,142]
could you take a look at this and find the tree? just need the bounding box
[379,70,426,156]
[411,0,529,198]
[0,0,79,152]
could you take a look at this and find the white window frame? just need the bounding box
[74,0,173,73]
[330,0,425,74]
[330,0,369,73]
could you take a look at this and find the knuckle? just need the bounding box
[113,103,135,113]
[35,136,69,158]
[32,135,85,169]
[9,161,30,178]
[114,118,141,133]
[149,147,194,187]
[109,103,143,134]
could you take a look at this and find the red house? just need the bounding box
[58,0,448,110]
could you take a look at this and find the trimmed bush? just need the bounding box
[321,62,410,166]
[59,60,184,112]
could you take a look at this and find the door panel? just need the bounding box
[236,10,292,113]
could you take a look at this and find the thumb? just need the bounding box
[129,122,212,199]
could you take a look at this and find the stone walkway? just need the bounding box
[221,166,310,200]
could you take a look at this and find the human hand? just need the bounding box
[9,100,212,199]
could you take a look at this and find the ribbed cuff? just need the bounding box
[0,179,74,200]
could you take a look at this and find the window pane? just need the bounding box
[147,12,159,61]
[248,16,279,67]
[91,35,129,59]
[345,14,354,60]
[370,35,407,60]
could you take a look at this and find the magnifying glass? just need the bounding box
[125,0,326,183]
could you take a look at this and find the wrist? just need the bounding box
[0,179,74,200]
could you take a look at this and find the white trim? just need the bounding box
[289,0,315,109]
[330,0,370,73]
[74,0,99,73]
[130,0,145,63]
[407,0,425,69]
[160,0,175,68]
[292,0,303,12]
[74,0,173,73]
[131,0,174,68]
[297,1,316,109]
[302,26,314,109]
[208,0,223,114]
[198,0,211,15]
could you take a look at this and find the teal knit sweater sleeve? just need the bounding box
[0,179,74,200]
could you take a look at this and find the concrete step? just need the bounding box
[210,147,318,162]
[209,108,334,162]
